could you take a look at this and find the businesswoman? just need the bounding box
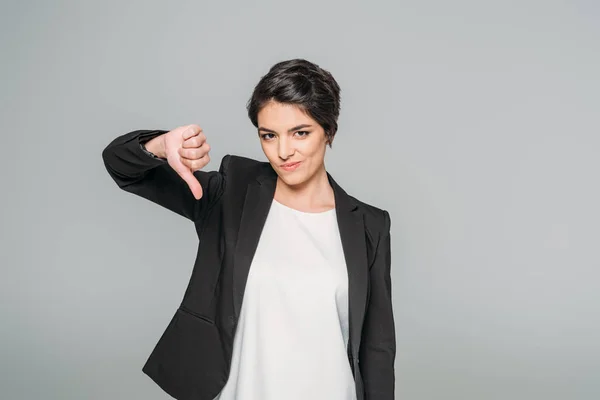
[102,59,395,400]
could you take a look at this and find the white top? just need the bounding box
[213,199,357,400]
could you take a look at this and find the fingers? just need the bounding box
[180,151,210,171]
[182,131,207,149]
[182,124,203,141]
[164,124,208,200]
[179,126,211,171]
[179,141,210,159]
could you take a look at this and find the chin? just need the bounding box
[277,171,308,187]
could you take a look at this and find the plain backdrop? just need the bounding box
[1,0,599,399]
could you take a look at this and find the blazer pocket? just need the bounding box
[142,307,227,400]
[178,304,215,325]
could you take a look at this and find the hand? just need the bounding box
[164,124,211,200]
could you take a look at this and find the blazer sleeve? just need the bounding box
[360,210,396,399]
[101,129,228,221]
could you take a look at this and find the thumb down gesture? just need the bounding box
[164,124,211,200]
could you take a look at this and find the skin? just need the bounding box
[145,101,335,212]
[144,124,210,199]
[257,101,335,213]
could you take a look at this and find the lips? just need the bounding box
[280,161,302,171]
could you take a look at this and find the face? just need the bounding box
[257,101,330,187]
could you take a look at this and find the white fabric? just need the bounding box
[213,198,357,400]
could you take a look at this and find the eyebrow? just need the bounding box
[257,124,313,134]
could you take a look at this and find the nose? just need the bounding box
[278,137,294,160]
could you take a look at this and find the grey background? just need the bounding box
[1,0,599,399]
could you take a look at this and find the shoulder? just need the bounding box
[342,191,391,264]
[353,195,391,236]
[331,172,391,238]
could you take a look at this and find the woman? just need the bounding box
[102,59,395,400]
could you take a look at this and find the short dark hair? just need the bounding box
[247,59,341,147]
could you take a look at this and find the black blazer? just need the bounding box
[101,129,396,400]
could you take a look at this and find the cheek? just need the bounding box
[300,139,323,156]
[261,142,276,159]
[305,140,326,161]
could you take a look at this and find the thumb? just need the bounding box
[173,161,204,200]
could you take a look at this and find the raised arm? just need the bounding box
[101,125,228,222]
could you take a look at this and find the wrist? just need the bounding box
[143,135,167,159]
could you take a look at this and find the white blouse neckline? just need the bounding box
[272,198,336,215]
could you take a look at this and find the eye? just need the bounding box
[260,133,275,140]
[295,131,310,138]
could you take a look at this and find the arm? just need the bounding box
[360,210,396,399]
[101,129,227,221]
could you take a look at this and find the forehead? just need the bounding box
[257,101,315,127]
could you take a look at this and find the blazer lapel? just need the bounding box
[328,172,369,362]
[232,166,369,362]
[232,170,276,321]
